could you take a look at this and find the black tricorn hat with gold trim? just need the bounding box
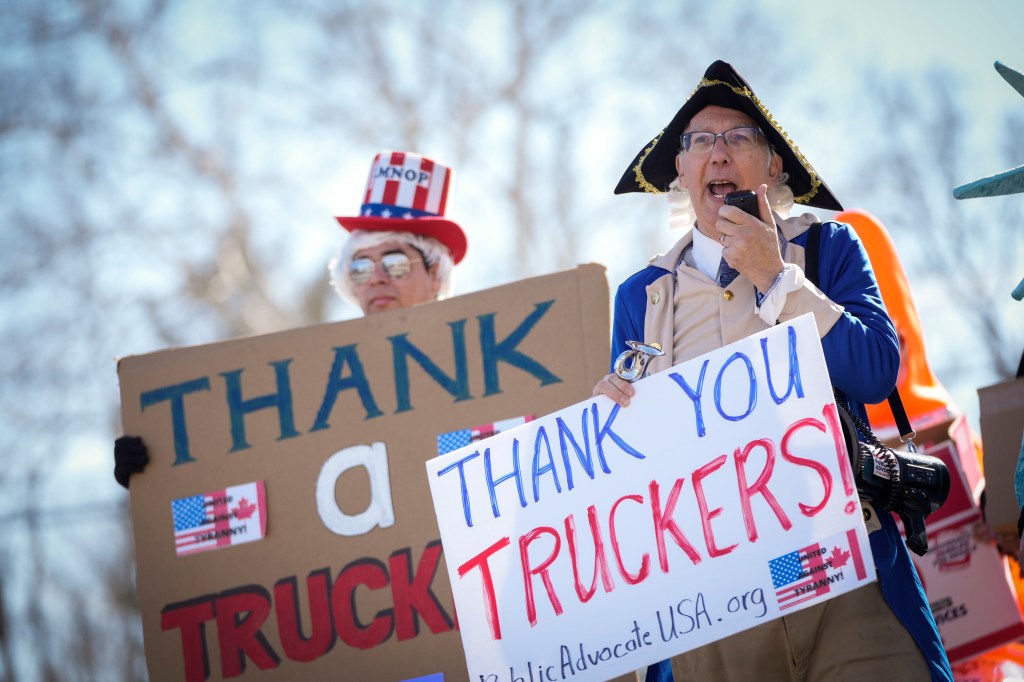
[614,60,843,212]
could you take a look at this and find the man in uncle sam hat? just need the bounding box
[329,150,467,315]
[593,61,952,682]
[114,151,468,485]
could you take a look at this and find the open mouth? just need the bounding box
[708,181,738,198]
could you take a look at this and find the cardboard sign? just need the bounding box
[904,416,1024,665]
[117,265,611,682]
[977,376,1024,535]
[427,314,875,682]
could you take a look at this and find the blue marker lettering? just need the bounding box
[761,325,804,405]
[531,426,562,502]
[139,377,212,466]
[478,301,562,397]
[310,344,383,432]
[390,320,470,413]
[485,442,527,519]
[221,360,300,452]
[591,402,645,466]
[556,411,596,490]
[668,360,710,437]
[436,451,481,528]
[714,352,756,422]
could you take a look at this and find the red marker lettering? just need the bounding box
[274,571,334,663]
[565,506,615,601]
[457,536,511,640]
[214,587,280,677]
[692,454,738,558]
[821,403,856,498]
[609,494,650,585]
[161,598,215,682]
[780,417,833,517]
[735,438,792,540]
[649,478,703,571]
[519,527,563,625]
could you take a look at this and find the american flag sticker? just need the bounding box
[436,415,534,456]
[768,528,870,611]
[170,481,268,557]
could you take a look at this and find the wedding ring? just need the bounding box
[720,234,726,245]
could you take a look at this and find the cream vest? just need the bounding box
[641,213,844,376]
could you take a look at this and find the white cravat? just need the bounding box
[690,226,725,281]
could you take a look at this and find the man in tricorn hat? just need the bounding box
[593,61,952,681]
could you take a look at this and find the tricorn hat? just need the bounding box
[614,60,843,212]
[336,151,468,263]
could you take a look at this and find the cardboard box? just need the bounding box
[893,416,1024,664]
[117,265,616,682]
[978,377,1024,535]
[906,414,985,513]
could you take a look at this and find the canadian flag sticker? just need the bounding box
[768,527,870,611]
[170,480,268,557]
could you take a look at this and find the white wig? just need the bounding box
[328,229,456,309]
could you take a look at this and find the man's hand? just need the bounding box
[716,183,785,292]
[114,435,150,489]
[592,373,635,407]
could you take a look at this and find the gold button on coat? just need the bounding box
[723,290,734,301]
[651,291,661,304]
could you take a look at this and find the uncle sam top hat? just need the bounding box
[336,150,468,263]
[614,60,843,212]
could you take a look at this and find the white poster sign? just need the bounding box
[427,314,876,682]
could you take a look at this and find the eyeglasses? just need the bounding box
[348,252,423,283]
[679,126,763,155]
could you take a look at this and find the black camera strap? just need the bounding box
[805,222,952,556]
[804,222,916,444]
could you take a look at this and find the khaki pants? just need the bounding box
[670,582,930,681]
